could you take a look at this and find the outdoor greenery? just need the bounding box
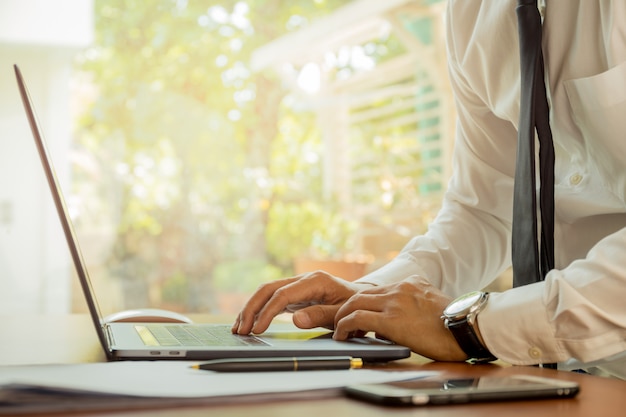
[71,0,441,313]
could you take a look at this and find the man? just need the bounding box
[233,0,626,379]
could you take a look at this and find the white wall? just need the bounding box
[0,0,93,313]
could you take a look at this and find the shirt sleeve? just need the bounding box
[480,227,626,367]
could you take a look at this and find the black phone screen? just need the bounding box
[345,375,580,406]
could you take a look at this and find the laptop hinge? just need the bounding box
[103,323,115,346]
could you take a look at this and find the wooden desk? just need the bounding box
[2,314,626,416]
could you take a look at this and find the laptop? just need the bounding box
[13,64,410,362]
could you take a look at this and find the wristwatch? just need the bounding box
[442,291,497,363]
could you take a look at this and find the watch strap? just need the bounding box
[446,316,497,363]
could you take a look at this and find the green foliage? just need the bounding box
[266,200,357,266]
[213,259,284,293]
[73,0,350,311]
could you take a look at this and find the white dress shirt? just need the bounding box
[359,0,626,379]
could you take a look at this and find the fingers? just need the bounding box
[249,272,346,334]
[333,309,387,341]
[232,277,297,334]
[250,283,316,334]
[334,288,386,324]
[332,291,384,337]
[232,271,358,335]
[293,304,340,329]
[332,281,418,342]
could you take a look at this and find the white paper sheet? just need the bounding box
[0,361,433,398]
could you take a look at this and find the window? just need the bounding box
[1,0,452,316]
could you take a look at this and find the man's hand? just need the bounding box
[333,276,468,362]
[231,270,370,335]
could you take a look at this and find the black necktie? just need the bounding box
[512,0,555,287]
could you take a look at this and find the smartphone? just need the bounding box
[345,375,579,406]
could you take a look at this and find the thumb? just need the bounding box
[293,304,340,329]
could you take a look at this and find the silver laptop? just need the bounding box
[14,64,410,362]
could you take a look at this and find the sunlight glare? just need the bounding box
[297,62,321,94]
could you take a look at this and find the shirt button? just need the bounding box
[529,347,543,359]
[569,173,583,185]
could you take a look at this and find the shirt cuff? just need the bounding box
[478,283,566,365]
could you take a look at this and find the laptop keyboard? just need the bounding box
[135,324,269,347]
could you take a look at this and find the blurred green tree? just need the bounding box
[73,0,351,312]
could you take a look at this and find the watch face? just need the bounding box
[445,291,483,318]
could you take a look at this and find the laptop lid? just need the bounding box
[14,64,113,359]
[14,64,410,363]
